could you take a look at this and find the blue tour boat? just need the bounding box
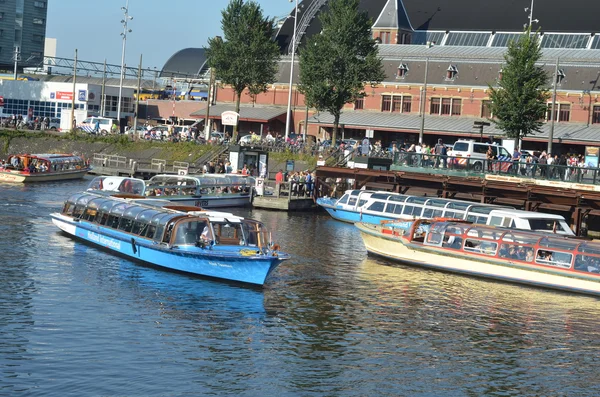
[51,192,290,286]
[317,189,574,235]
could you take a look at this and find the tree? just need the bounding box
[298,0,385,147]
[488,28,550,144]
[206,0,280,142]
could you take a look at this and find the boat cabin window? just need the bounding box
[443,210,465,220]
[212,221,244,245]
[463,239,498,255]
[466,227,504,240]
[371,193,391,200]
[337,194,350,205]
[501,232,540,245]
[118,207,145,233]
[403,205,422,216]
[489,216,512,227]
[442,234,463,249]
[389,195,408,203]
[538,237,579,251]
[529,219,570,234]
[499,244,535,262]
[422,208,444,218]
[173,219,211,246]
[535,249,572,269]
[574,254,600,273]
[367,201,385,212]
[151,213,183,243]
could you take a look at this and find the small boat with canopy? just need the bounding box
[0,153,89,182]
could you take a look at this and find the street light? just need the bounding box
[117,0,133,128]
[284,0,299,141]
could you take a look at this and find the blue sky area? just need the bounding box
[47,0,293,71]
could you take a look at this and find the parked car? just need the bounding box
[79,117,117,135]
[451,139,512,171]
[48,118,61,131]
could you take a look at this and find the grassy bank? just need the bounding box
[0,129,318,167]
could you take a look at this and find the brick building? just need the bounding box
[170,0,600,152]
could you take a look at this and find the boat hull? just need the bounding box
[317,198,393,224]
[0,168,89,183]
[51,213,287,286]
[356,223,600,296]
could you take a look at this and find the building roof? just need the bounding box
[373,0,398,29]
[190,104,287,122]
[400,0,600,33]
[160,48,208,79]
[34,75,157,90]
[308,111,600,143]
[276,0,389,53]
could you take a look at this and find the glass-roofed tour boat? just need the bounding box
[0,153,89,182]
[356,218,600,296]
[145,174,255,208]
[51,192,289,286]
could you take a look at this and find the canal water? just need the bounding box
[1,178,599,396]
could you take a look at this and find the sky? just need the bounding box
[46,0,293,72]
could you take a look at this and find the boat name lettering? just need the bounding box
[209,261,233,268]
[88,231,121,250]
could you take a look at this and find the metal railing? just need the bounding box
[390,152,600,185]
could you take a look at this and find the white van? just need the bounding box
[79,117,117,135]
[487,209,574,235]
[451,139,512,171]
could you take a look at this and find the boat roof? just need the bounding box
[9,153,84,162]
[489,209,567,220]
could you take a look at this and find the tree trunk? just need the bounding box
[233,91,242,143]
[331,113,340,150]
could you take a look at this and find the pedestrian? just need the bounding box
[361,137,370,157]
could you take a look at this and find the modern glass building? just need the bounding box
[0,0,48,70]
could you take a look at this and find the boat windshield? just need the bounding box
[241,220,271,248]
[88,176,145,195]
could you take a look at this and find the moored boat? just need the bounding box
[145,174,255,208]
[318,189,574,235]
[87,176,147,196]
[356,219,600,296]
[0,153,89,182]
[51,192,290,286]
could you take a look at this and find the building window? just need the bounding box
[451,98,462,115]
[380,32,391,44]
[593,106,600,124]
[402,96,412,113]
[430,98,441,115]
[354,97,364,110]
[446,65,458,81]
[33,18,45,25]
[396,63,409,79]
[556,69,566,86]
[381,95,392,112]
[431,97,461,116]
[392,96,402,112]
[382,95,412,113]
[546,103,571,122]
[34,1,47,7]
[481,100,493,118]
[441,98,451,115]
[33,34,43,43]
[0,12,4,19]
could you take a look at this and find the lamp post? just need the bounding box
[284,0,299,141]
[117,0,133,127]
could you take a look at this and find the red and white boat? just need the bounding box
[0,153,89,182]
[356,218,600,296]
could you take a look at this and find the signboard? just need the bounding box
[286,160,295,172]
[56,91,74,101]
[259,154,267,178]
[365,129,374,138]
[178,168,189,176]
[78,90,87,101]
[585,146,599,168]
[221,111,239,126]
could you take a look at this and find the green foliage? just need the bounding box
[206,0,281,141]
[488,28,550,142]
[298,0,385,146]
